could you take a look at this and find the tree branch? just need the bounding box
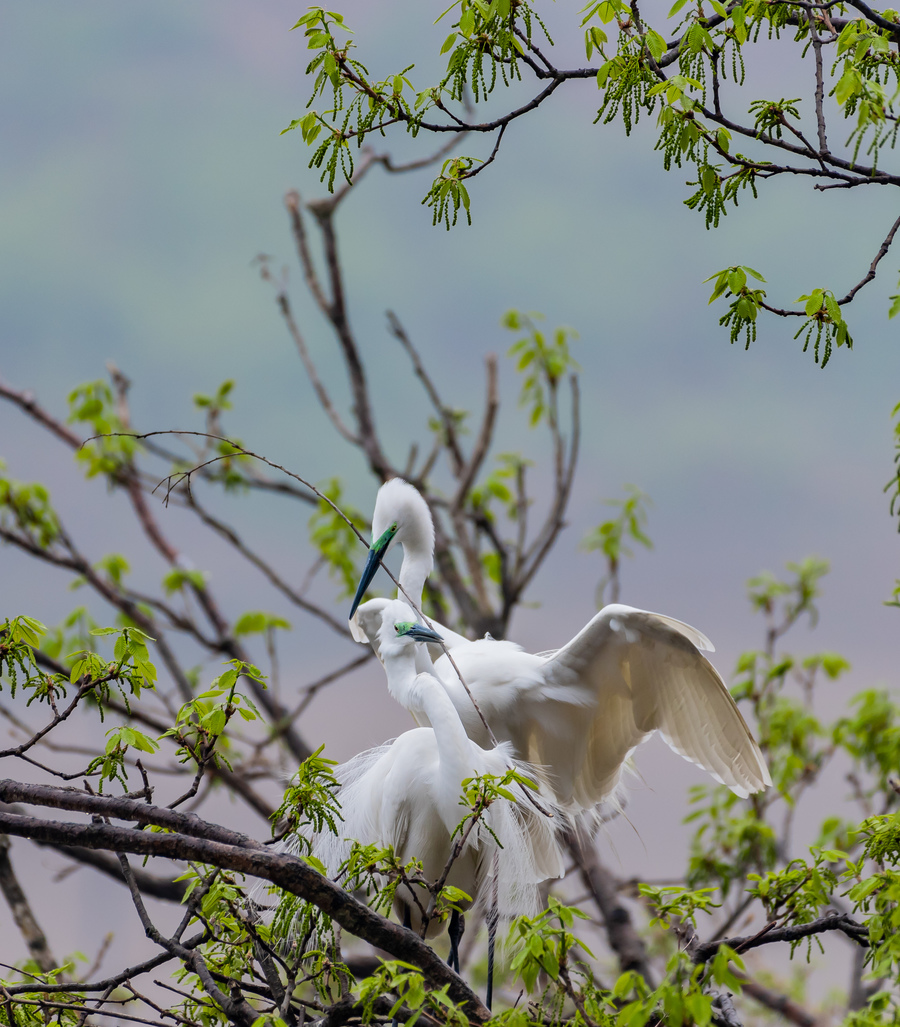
[0,779,266,851]
[565,829,654,983]
[387,310,465,477]
[262,260,360,447]
[0,833,59,973]
[693,912,868,962]
[298,198,393,480]
[0,806,490,1020]
[39,839,187,903]
[452,355,499,510]
[183,491,352,638]
[837,211,900,304]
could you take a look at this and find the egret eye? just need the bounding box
[394,623,402,634]
[391,522,398,532]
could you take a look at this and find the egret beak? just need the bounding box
[406,623,445,646]
[349,524,397,619]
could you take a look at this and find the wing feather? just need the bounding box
[518,604,770,810]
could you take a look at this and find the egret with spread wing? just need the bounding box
[348,479,771,812]
[315,600,565,1001]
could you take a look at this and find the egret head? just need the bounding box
[396,620,445,645]
[376,599,444,656]
[349,479,434,618]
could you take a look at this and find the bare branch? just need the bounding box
[36,839,187,903]
[807,10,830,155]
[0,834,59,973]
[739,972,819,1027]
[711,991,744,1027]
[693,912,868,962]
[0,379,83,449]
[0,779,267,851]
[837,212,900,304]
[116,853,259,1026]
[387,310,465,476]
[261,261,360,446]
[460,124,508,181]
[184,491,352,638]
[515,375,580,603]
[285,190,332,316]
[430,513,496,635]
[565,828,654,982]
[298,199,393,480]
[0,678,99,760]
[452,355,499,509]
[1,936,202,997]
[279,652,374,727]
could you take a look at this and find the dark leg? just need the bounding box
[486,853,499,1010]
[447,909,465,973]
[392,906,414,1027]
[486,906,497,1010]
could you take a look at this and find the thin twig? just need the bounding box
[387,310,465,476]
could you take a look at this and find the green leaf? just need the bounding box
[234,611,268,636]
[205,709,227,735]
[804,290,824,316]
[130,730,160,754]
[645,28,666,60]
[728,267,747,293]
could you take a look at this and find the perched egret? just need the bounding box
[315,600,565,993]
[349,479,772,811]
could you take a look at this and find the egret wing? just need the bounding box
[519,605,770,809]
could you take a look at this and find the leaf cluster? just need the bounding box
[504,310,579,428]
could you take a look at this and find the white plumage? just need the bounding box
[315,600,565,937]
[349,479,772,813]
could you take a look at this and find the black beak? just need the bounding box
[349,525,396,619]
[406,623,445,646]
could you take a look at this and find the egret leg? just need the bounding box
[486,852,499,1010]
[447,910,465,973]
[392,906,414,1027]
[486,911,497,1011]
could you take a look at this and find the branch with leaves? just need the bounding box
[283,0,900,365]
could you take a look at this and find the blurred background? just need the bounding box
[1,0,898,979]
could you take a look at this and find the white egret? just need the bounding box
[349,479,772,811]
[349,478,469,662]
[315,600,565,1000]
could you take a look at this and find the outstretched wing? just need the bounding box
[513,604,770,810]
